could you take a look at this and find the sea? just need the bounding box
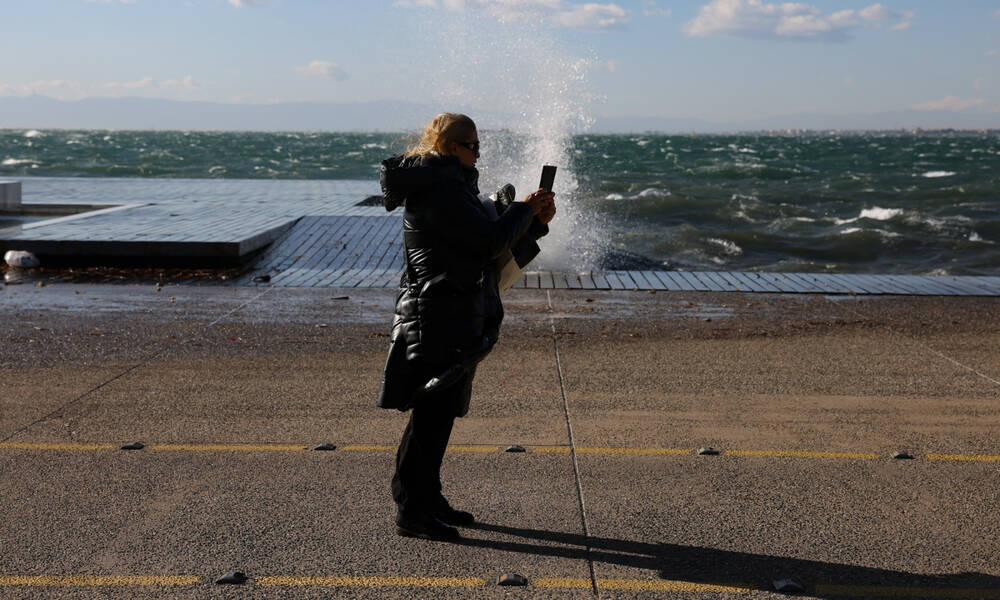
[2,128,999,276]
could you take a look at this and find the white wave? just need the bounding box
[362,143,387,150]
[24,129,42,138]
[604,193,625,200]
[637,188,664,198]
[345,151,362,157]
[731,193,758,202]
[841,227,863,235]
[2,158,34,166]
[859,207,903,221]
[635,140,651,147]
[969,232,989,243]
[707,238,743,256]
[921,171,955,178]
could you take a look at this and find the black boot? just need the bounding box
[395,510,460,540]
[432,496,475,526]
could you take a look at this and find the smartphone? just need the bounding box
[539,165,557,191]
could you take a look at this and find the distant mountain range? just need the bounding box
[1,96,996,133]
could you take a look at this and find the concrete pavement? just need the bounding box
[1,283,999,598]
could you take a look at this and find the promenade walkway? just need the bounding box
[1,283,999,598]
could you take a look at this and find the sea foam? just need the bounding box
[922,171,956,178]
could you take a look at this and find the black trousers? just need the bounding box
[391,375,469,514]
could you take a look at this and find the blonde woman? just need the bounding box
[377,113,555,540]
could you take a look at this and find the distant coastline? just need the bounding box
[1,96,998,135]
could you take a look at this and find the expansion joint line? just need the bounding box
[1,286,277,445]
[546,290,600,599]
[825,296,1000,389]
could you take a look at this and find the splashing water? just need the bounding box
[420,9,603,270]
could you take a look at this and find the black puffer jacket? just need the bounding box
[376,152,543,416]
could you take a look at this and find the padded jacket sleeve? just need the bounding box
[423,179,536,260]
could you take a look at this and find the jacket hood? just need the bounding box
[380,153,478,212]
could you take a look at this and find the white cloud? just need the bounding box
[0,76,198,100]
[294,60,349,81]
[642,0,671,17]
[912,96,987,111]
[393,0,629,31]
[973,78,983,92]
[85,0,137,4]
[553,3,628,30]
[684,0,914,40]
[228,0,268,6]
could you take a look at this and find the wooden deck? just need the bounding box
[241,215,1000,296]
[5,177,998,295]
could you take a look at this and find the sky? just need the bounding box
[2,0,999,128]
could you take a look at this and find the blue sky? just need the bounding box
[2,0,999,126]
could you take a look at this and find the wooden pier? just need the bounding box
[3,178,998,295]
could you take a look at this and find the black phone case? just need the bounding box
[539,165,557,191]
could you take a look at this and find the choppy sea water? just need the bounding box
[2,129,998,275]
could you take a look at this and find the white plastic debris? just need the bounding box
[3,250,40,268]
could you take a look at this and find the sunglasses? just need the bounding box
[456,141,480,153]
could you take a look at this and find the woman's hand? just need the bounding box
[538,200,556,224]
[521,189,555,216]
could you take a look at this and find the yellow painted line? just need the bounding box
[0,442,118,451]
[339,444,397,452]
[447,445,502,453]
[148,444,304,452]
[727,449,879,460]
[533,446,690,455]
[0,576,199,586]
[927,454,1000,462]
[257,576,485,588]
[2,442,995,463]
[536,578,757,592]
[816,584,1000,598]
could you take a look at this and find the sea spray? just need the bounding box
[422,8,602,270]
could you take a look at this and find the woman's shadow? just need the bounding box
[457,522,1000,595]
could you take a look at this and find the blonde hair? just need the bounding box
[405,113,477,158]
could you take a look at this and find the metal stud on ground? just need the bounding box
[697,447,720,456]
[505,445,526,453]
[313,443,337,451]
[216,572,247,585]
[497,573,528,586]
[892,451,915,459]
[120,442,145,450]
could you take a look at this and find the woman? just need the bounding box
[377,113,555,540]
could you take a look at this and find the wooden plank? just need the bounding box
[345,218,399,287]
[686,272,726,292]
[539,271,556,289]
[625,270,653,290]
[941,276,1000,296]
[889,275,959,297]
[578,272,597,290]
[602,271,626,290]
[677,271,709,291]
[695,271,733,292]
[848,274,898,295]
[590,272,610,290]
[525,272,540,289]
[780,272,830,293]
[724,272,769,293]
[712,272,748,291]
[639,270,667,291]
[553,272,570,289]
